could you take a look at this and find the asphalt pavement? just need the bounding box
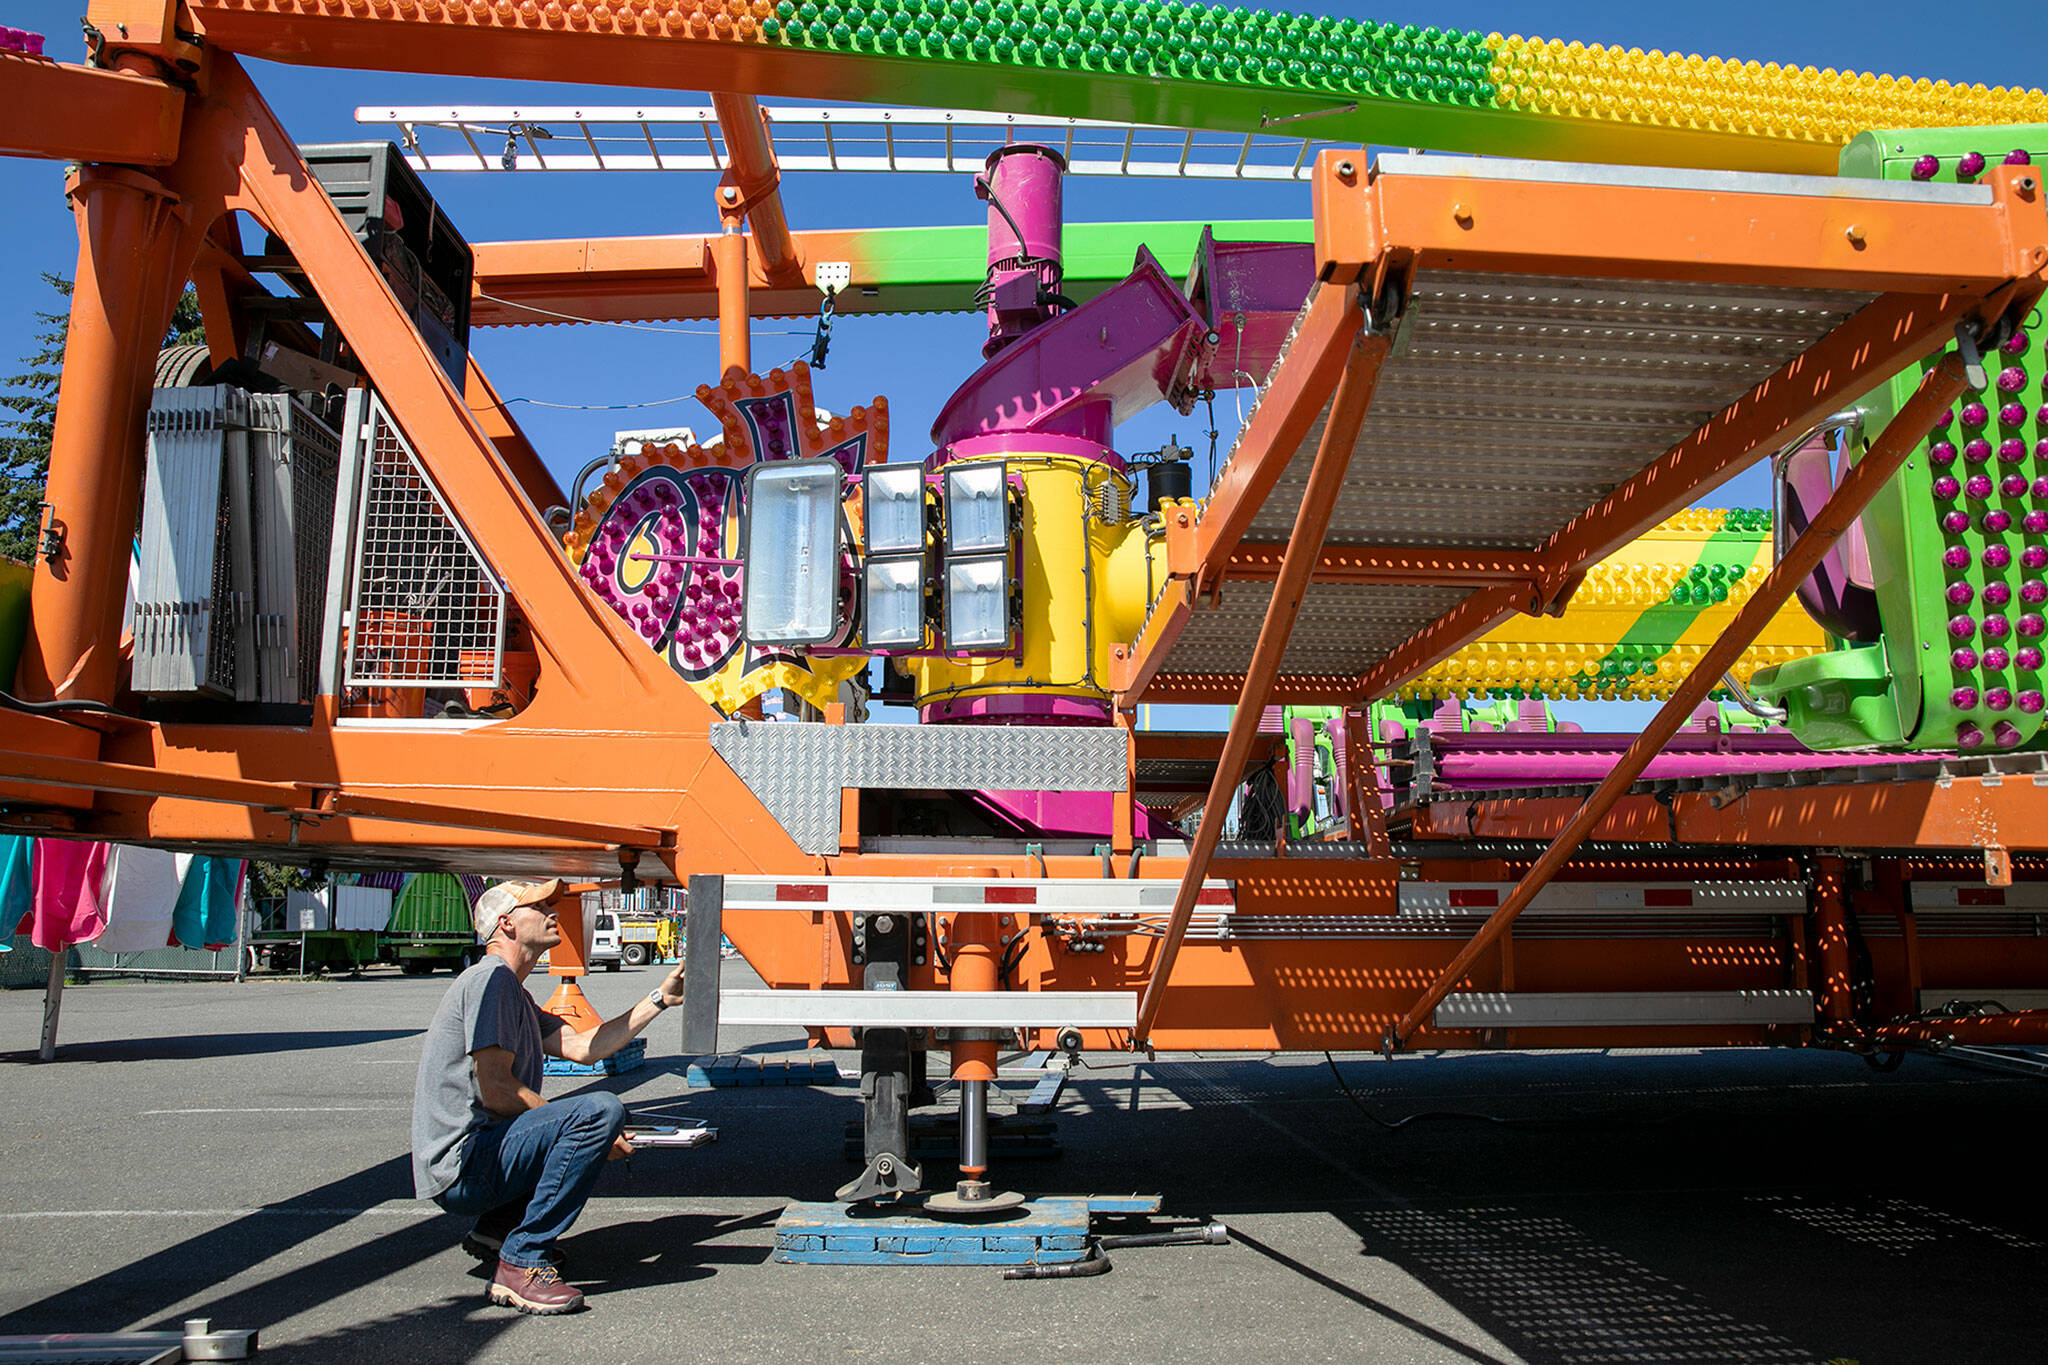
[2,962,2044,1364]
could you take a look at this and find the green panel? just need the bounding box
[388,873,474,936]
[0,561,28,695]
[1774,124,2048,753]
[843,218,1311,316]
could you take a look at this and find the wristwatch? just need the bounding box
[646,987,671,1012]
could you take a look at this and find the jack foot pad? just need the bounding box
[836,1151,923,1204]
[924,1179,1027,1218]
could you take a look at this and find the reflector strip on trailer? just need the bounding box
[1398,882,1803,917]
[725,877,1235,913]
[1911,883,2048,911]
[1434,989,1813,1028]
[718,989,1136,1029]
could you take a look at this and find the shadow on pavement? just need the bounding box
[0,1028,422,1064]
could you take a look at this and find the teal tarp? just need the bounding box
[0,835,30,952]
[171,856,241,950]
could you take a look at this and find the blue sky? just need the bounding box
[3,1,2044,731]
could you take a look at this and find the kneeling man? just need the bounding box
[411,878,685,1314]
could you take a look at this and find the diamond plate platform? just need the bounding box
[710,721,1129,853]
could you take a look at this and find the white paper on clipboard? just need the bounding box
[625,1121,719,1149]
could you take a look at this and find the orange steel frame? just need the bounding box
[4,20,2048,1060]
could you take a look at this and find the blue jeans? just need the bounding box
[437,1092,627,1267]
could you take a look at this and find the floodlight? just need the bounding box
[862,464,928,557]
[742,459,844,647]
[943,462,1009,556]
[943,554,1013,651]
[863,554,928,649]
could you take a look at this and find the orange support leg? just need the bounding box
[542,890,604,1033]
[20,168,195,705]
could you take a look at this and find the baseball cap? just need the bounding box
[473,878,562,941]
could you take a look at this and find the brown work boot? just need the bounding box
[488,1260,584,1315]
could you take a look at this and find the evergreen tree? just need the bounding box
[0,274,72,563]
[0,277,207,563]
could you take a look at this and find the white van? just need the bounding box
[590,911,624,971]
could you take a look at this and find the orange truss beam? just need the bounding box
[0,54,183,165]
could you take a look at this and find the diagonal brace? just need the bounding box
[1133,301,1389,1043]
[1385,350,1973,1051]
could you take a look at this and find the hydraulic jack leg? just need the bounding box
[838,911,923,1203]
[927,910,1025,1216]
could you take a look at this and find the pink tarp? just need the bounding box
[24,840,109,951]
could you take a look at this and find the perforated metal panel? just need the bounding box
[1240,271,1875,551]
[1164,581,1471,677]
[344,394,504,688]
[135,386,252,699]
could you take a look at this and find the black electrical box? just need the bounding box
[285,142,473,387]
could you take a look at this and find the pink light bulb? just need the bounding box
[2028,511,2048,534]
[1949,614,1979,639]
[2005,328,2033,355]
[2021,646,2046,670]
[1966,438,1993,463]
[1962,402,1990,427]
[1952,646,1980,669]
[1985,646,2011,671]
[1985,545,2014,569]
[1957,721,1985,749]
[1952,686,1981,710]
[1933,474,1962,498]
[2021,690,2046,713]
[2036,411,2048,430]
[1943,510,1973,533]
[1985,615,2012,640]
[1987,686,2014,711]
[1999,367,2028,393]
[2034,475,2048,498]
[2024,580,2048,605]
[1994,721,2024,749]
[1930,439,1959,465]
[2022,613,2048,639]
[1959,150,1987,177]
[1985,509,2014,533]
[2001,438,2028,463]
[2010,150,2036,166]
[1966,474,1994,498]
[1948,581,1977,606]
[1946,546,1975,569]
[1912,154,1940,179]
[1987,583,2014,609]
[2006,474,2032,497]
[2029,547,2048,571]
[2001,402,2028,425]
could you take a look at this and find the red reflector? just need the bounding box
[776,884,828,902]
[1448,889,1500,907]
[985,886,1037,904]
[1956,888,2007,907]
[1197,888,1233,905]
[1642,889,1694,907]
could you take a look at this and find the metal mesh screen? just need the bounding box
[248,395,343,704]
[345,396,504,687]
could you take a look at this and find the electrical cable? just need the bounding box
[0,688,129,717]
[471,290,810,337]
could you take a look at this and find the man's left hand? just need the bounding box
[654,964,686,1009]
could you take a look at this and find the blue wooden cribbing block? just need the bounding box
[774,1197,1098,1265]
[685,1054,844,1088]
[543,1038,645,1077]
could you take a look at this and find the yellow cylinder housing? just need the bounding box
[913,439,1165,722]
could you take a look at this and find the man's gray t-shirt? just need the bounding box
[411,957,564,1199]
